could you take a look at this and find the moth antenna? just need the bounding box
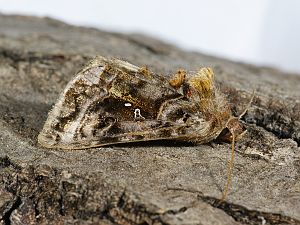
[221,132,235,201]
[220,90,255,199]
[238,90,256,120]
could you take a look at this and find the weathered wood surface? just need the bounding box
[0,14,299,225]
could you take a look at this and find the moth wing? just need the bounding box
[39,57,198,149]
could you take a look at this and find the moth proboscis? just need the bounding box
[38,56,252,200]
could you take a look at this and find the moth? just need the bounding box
[38,56,248,200]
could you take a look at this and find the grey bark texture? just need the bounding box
[0,14,300,225]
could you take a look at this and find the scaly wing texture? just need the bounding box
[38,57,186,149]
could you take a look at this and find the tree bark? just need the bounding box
[0,14,299,225]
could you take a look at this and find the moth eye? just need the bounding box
[134,108,145,120]
[124,103,132,107]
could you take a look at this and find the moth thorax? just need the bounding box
[188,68,215,98]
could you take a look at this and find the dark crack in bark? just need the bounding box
[199,195,300,225]
[1,197,22,225]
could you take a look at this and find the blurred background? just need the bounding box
[1,0,299,73]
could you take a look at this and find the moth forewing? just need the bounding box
[39,57,187,149]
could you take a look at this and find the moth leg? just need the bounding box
[169,69,186,89]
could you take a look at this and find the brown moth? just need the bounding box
[38,56,247,200]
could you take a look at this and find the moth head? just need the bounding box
[219,90,255,143]
[218,116,247,143]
